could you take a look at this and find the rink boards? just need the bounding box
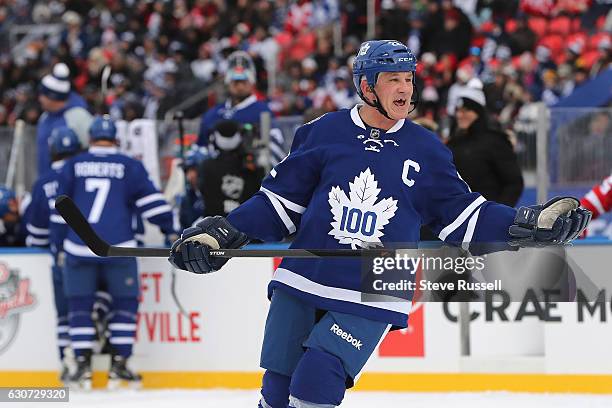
[1,243,612,393]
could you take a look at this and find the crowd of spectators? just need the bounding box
[0,0,610,136]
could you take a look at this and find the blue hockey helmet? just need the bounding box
[182,147,209,170]
[89,115,117,141]
[49,126,81,158]
[352,40,418,116]
[352,40,417,92]
[0,185,16,217]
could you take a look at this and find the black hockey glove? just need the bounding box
[168,216,250,274]
[508,197,591,247]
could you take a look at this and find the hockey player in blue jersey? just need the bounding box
[57,115,177,389]
[198,51,271,147]
[177,147,208,229]
[169,40,591,407]
[24,126,82,382]
[196,50,290,167]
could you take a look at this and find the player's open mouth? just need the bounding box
[394,99,406,107]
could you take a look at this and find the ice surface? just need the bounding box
[59,389,612,408]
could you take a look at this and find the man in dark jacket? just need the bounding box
[447,79,524,207]
[199,120,265,217]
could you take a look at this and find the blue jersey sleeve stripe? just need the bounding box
[135,193,165,207]
[26,236,49,246]
[438,195,486,241]
[260,187,306,214]
[141,204,172,219]
[50,214,66,224]
[26,223,50,235]
[261,190,296,234]
[273,268,412,315]
[461,207,481,249]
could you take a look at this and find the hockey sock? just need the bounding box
[51,265,69,360]
[260,370,291,408]
[57,315,69,359]
[108,298,138,357]
[68,296,96,357]
[289,348,346,407]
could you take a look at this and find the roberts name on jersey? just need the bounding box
[57,146,175,259]
[74,161,125,179]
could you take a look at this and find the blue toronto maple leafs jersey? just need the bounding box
[56,146,176,259]
[24,161,65,255]
[227,106,517,327]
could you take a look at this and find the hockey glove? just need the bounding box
[508,197,591,247]
[168,216,250,274]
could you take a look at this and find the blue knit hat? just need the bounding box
[39,64,71,101]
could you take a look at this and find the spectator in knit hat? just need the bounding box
[53,63,88,109]
[37,64,93,175]
[447,78,524,206]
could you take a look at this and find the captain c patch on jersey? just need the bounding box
[328,168,398,249]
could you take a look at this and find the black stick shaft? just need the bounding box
[55,195,380,258]
[175,111,185,159]
[107,247,369,258]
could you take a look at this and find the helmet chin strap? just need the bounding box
[365,86,394,121]
[408,77,419,114]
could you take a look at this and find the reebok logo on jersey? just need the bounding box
[330,324,363,350]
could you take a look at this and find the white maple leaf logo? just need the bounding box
[328,168,398,249]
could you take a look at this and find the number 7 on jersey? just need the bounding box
[85,178,110,223]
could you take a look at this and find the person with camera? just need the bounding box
[198,120,265,217]
[197,51,286,167]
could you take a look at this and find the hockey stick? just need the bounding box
[174,110,185,160]
[54,195,370,258]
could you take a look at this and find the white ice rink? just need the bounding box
[60,389,612,408]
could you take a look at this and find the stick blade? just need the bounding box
[54,195,110,257]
